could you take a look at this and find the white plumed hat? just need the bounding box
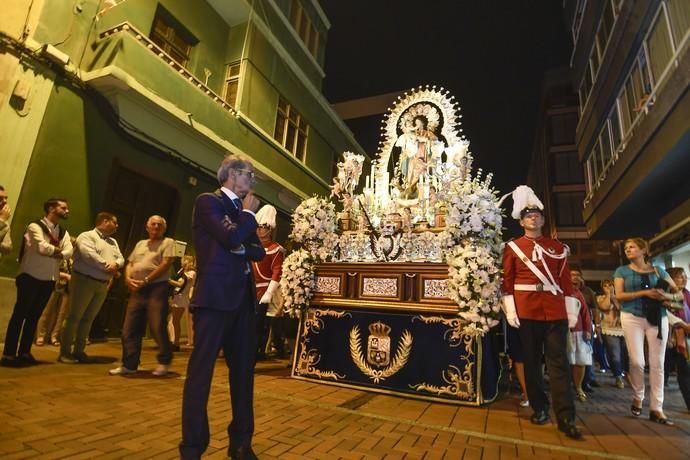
[255,204,277,228]
[498,185,544,220]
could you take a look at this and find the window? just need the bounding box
[552,151,585,185]
[224,63,241,107]
[274,96,308,161]
[555,192,586,226]
[571,0,587,43]
[585,157,594,193]
[290,0,320,58]
[590,41,601,77]
[609,105,622,153]
[549,112,578,146]
[599,121,613,169]
[647,7,674,84]
[150,7,196,68]
[667,0,690,45]
[589,141,601,185]
[580,61,593,108]
[600,0,616,45]
[618,87,632,135]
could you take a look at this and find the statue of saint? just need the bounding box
[395,115,441,199]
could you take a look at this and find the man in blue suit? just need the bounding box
[180,155,265,460]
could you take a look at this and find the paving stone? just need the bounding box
[2,340,690,459]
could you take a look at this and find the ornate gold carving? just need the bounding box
[294,348,345,381]
[423,279,449,299]
[350,325,412,383]
[314,276,341,295]
[302,308,352,338]
[413,315,474,350]
[410,364,476,400]
[362,277,398,297]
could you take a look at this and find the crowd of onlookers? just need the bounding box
[0,187,288,376]
[508,237,690,425]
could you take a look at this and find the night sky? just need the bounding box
[320,1,572,197]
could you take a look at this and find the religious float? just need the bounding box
[281,86,504,405]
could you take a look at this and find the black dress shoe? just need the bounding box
[228,445,258,460]
[1,356,24,367]
[558,420,583,440]
[582,383,595,393]
[73,352,92,363]
[530,410,550,425]
[17,353,38,365]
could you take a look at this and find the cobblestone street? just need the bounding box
[2,340,690,459]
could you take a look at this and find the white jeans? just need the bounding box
[621,312,668,412]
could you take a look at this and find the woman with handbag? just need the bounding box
[614,238,683,425]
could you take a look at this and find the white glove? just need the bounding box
[502,295,520,328]
[260,280,280,305]
[565,296,581,329]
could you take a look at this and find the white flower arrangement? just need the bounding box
[446,242,502,335]
[442,171,503,248]
[441,170,504,336]
[280,249,315,318]
[282,195,340,315]
[289,196,338,247]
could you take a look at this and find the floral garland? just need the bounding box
[281,195,339,317]
[446,242,502,333]
[442,171,504,335]
[280,249,315,318]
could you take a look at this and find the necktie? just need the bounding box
[232,198,242,210]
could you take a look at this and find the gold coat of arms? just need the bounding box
[367,322,391,367]
[350,321,413,383]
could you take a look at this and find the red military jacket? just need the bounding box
[501,235,575,321]
[251,240,285,301]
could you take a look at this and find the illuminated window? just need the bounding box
[274,96,308,161]
[667,0,690,45]
[290,0,320,57]
[224,63,241,107]
[150,7,196,68]
[646,7,674,83]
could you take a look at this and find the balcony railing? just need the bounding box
[97,22,238,118]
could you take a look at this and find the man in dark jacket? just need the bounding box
[180,155,264,460]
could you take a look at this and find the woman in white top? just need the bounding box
[168,256,196,350]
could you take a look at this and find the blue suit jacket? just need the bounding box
[191,190,266,311]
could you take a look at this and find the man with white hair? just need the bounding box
[109,215,174,376]
[501,186,583,440]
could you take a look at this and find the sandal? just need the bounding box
[631,404,642,417]
[576,390,587,402]
[650,411,674,425]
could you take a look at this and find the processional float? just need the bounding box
[281,86,504,405]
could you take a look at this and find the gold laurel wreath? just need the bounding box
[349,326,413,384]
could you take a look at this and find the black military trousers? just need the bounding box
[518,318,576,423]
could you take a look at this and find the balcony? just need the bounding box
[82,21,327,206]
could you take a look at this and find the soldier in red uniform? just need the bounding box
[251,205,286,360]
[501,186,583,440]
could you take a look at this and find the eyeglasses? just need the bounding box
[234,169,256,181]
